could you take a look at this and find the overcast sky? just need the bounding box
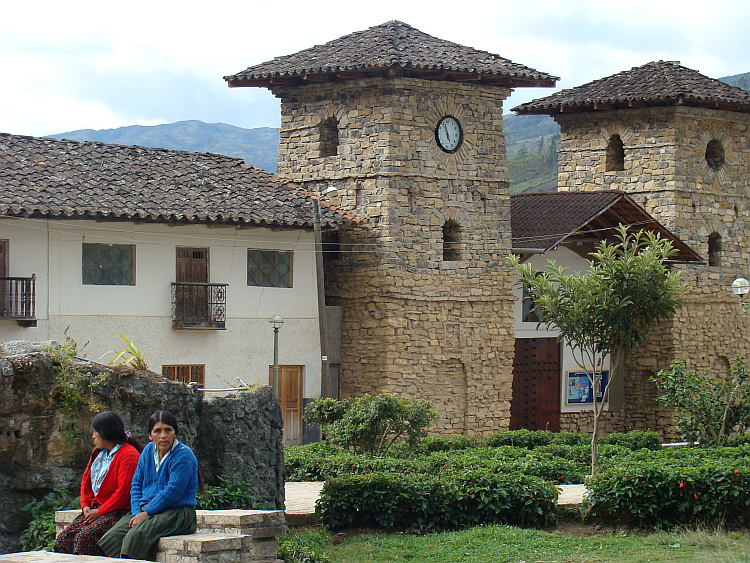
[2,0,749,137]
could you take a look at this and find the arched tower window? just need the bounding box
[705,139,725,171]
[443,220,461,261]
[708,232,722,267]
[605,134,624,171]
[319,117,339,157]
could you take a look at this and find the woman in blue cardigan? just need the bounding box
[98,410,198,560]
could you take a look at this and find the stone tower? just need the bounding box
[514,61,750,433]
[226,21,556,435]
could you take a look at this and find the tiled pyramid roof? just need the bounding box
[225,21,557,89]
[0,133,346,228]
[513,61,750,115]
[510,190,702,262]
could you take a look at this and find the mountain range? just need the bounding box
[49,72,750,187]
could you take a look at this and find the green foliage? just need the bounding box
[509,226,686,473]
[46,334,104,446]
[587,448,750,527]
[409,434,478,454]
[303,393,437,456]
[104,333,149,371]
[317,470,557,532]
[599,431,662,451]
[278,529,331,563]
[481,429,554,449]
[20,489,79,551]
[653,356,750,446]
[197,476,266,510]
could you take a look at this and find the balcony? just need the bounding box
[0,275,36,326]
[171,282,227,330]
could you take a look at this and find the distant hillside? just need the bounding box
[720,71,750,91]
[49,121,279,173]
[49,72,749,189]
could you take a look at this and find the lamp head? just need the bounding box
[732,277,749,296]
[321,186,338,198]
[269,314,284,329]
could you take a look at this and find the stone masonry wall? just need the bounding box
[0,341,284,554]
[274,77,516,435]
[555,106,750,438]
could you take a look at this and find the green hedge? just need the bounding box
[587,449,750,527]
[599,431,662,451]
[317,470,557,532]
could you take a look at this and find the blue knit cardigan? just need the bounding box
[130,441,198,516]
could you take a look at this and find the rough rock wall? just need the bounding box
[0,341,284,554]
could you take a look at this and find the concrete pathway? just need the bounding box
[284,481,586,524]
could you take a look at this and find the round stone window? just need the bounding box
[705,139,725,171]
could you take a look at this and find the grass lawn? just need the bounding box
[290,524,750,563]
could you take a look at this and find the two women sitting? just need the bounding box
[55,410,199,560]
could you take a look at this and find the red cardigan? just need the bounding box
[80,442,140,515]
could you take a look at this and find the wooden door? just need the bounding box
[269,365,303,446]
[510,338,561,431]
[175,248,209,323]
[176,247,209,283]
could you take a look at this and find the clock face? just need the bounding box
[435,116,463,153]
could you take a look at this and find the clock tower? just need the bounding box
[226,21,556,435]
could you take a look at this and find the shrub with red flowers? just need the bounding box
[586,447,750,527]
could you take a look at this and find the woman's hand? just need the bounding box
[83,508,101,523]
[129,511,148,527]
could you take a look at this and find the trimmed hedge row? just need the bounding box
[587,448,750,527]
[317,470,558,531]
[286,445,587,484]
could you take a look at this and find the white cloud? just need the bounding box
[2,0,749,135]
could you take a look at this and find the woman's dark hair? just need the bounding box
[148,410,179,435]
[90,411,144,460]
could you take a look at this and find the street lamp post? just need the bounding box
[269,315,284,398]
[314,185,338,400]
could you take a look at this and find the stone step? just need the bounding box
[54,509,285,563]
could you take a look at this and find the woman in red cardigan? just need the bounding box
[55,411,143,555]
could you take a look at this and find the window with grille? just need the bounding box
[247,250,292,288]
[82,243,135,285]
[162,364,205,388]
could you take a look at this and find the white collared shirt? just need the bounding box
[154,438,180,473]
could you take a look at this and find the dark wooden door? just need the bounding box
[510,338,561,431]
[176,247,209,283]
[175,248,209,324]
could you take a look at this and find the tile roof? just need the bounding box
[510,190,702,262]
[513,61,750,115]
[225,21,557,89]
[0,133,347,229]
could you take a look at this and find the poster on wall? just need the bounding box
[567,371,609,404]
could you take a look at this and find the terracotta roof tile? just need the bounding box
[510,190,702,262]
[0,133,347,229]
[225,21,557,88]
[513,61,750,115]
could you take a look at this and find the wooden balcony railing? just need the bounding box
[0,275,36,326]
[171,282,227,330]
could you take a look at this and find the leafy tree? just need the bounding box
[652,356,750,446]
[509,226,686,474]
[304,393,437,456]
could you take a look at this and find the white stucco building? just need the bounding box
[0,133,346,444]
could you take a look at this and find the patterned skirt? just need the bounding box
[54,509,128,556]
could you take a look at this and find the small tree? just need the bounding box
[509,226,686,474]
[652,356,750,446]
[304,392,438,456]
